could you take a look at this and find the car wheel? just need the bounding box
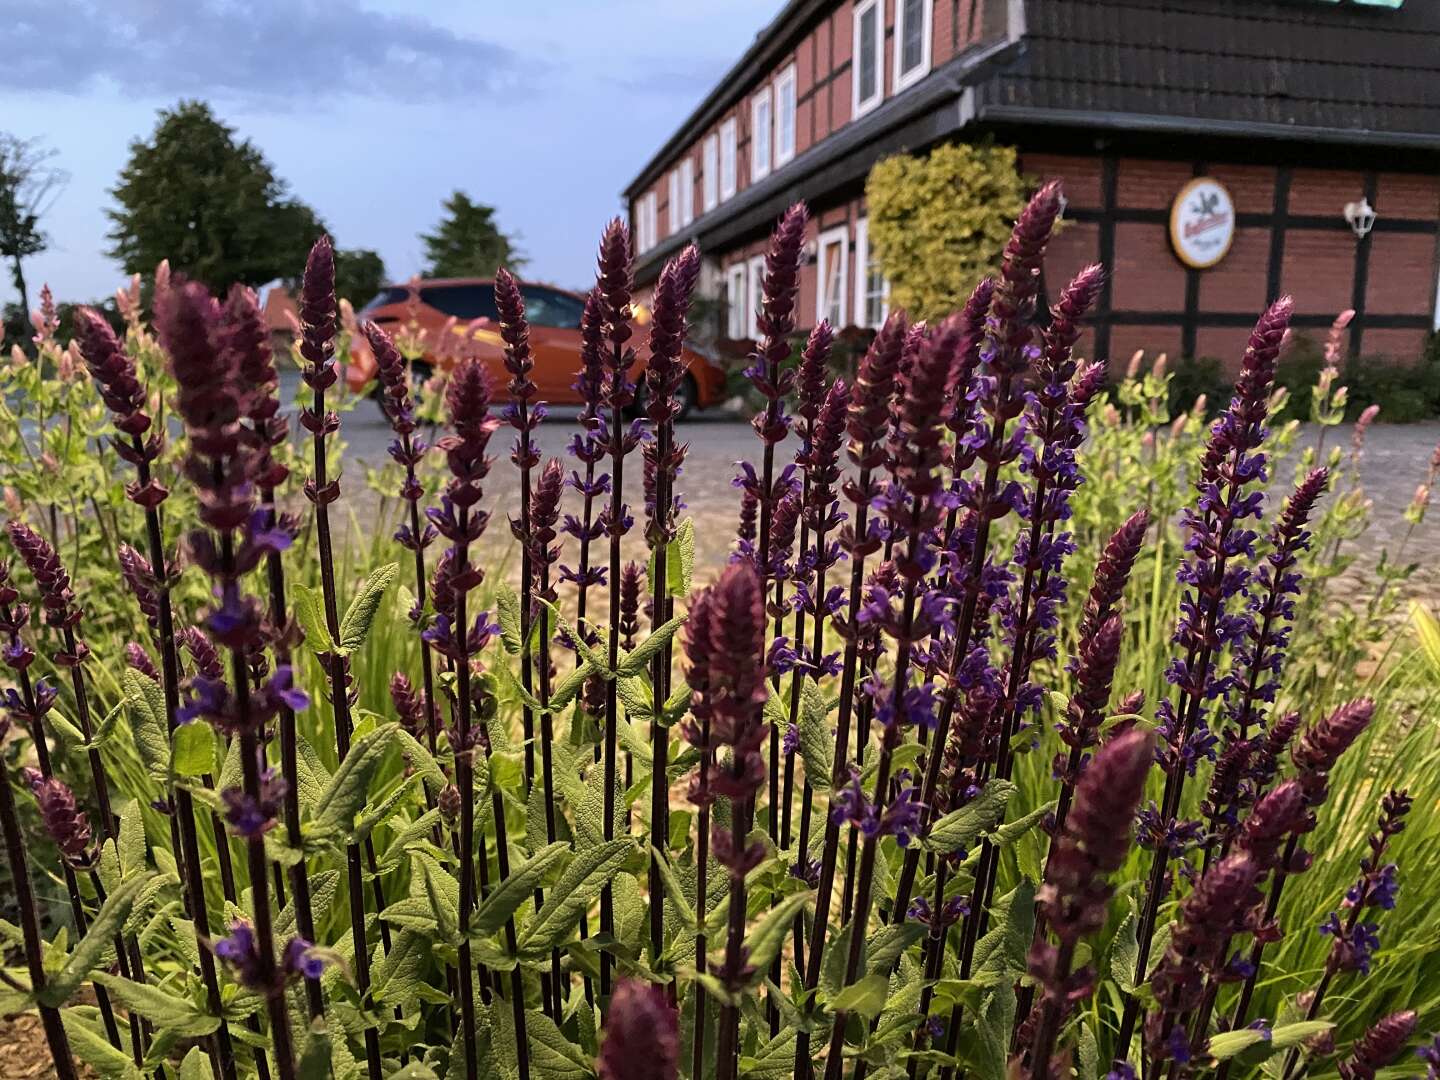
[675,373,698,421]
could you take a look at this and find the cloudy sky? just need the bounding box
[2,0,778,308]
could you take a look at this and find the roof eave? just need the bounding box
[977,103,1440,153]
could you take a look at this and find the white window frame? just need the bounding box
[751,86,773,182]
[703,134,719,212]
[853,217,890,328]
[893,0,933,93]
[726,262,747,338]
[852,0,884,119]
[746,254,766,339]
[774,65,797,166]
[678,157,695,227]
[667,170,681,236]
[815,226,850,329]
[720,118,738,200]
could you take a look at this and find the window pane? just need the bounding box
[520,285,585,329]
[421,284,499,321]
[821,240,845,325]
[902,0,925,72]
[703,138,719,209]
[859,7,877,101]
[777,76,795,160]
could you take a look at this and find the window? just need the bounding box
[678,157,695,227]
[853,218,889,328]
[751,86,772,182]
[852,0,883,118]
[746,254,766,339]
[725,263,747,339]
[420,284,499,321]
[635,192,658,253]
[816,227,849,329]
[894,0,932,91]
[667,170,681,236]
[720,118,738,199]
[703,135,719,211]
[774,65,797,166]
[519,285,587,329]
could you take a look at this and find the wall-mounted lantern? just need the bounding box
[1343,197,1377,239]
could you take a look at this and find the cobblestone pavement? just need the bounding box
[317,392,1438,598]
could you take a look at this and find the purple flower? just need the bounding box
[282,937,325,981]
[221,769,285,838]
[29,775,95,867]
[1415,1032,1440,1080]
[213,920,267,990]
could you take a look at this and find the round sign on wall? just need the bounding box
[1169,178,1236,269]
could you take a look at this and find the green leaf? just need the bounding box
[797,678,832,794]
[1110,913,1139,995]
[923,780,1016,853]
[178,1047,208,1080]
[650,845,697,929]
[61,1010,143,1080]
[339,561,399,653]
[392,728,447,795]
[992,800,1055,848]
[312,723,400,838]
[123,669,169,779]
[494,659,545,714]
[293,583,337,655]
[521,840,636,952]
[549,662,594,714]
[525,1009,595,1078]
[744,891,813,981]
[92,972,218,1038]
[616,614,686,678]
[171,722,215,778]
[473,842,571,938]
[614,677,654,723]
[41,872,154,1007]
[973,879,1035,981]
[1207,1021,1333,1062]
[118,805,147,881]
[497,585,524,655]
[1078,1017,1100,1080]
[866,922,925,976]
[83,701,124,750]
[831,973,888,1019]
[296,1019,334,1080]
[666,519,695,598]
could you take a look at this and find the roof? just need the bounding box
[979,0,1440,146]
[260,286,298,334]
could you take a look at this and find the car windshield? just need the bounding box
[520,285,587,329]
[359,286,410,313]
[421,283,500,321]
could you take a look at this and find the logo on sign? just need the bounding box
[1169,178,1235,270]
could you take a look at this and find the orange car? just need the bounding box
[346,277,728,418]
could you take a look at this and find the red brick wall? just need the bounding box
[1018,150,1439,370]
[633,0,1001,241]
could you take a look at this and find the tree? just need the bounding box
[420,191,525,278]
[333,248,387,306]
[0,134,68,315]
[107,100,324,293]
[864,141,1028,321]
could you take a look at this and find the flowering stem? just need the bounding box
[0,749,78,1080]
[690,713,712,1080]
[259,486,326,1020]
[824,500,925,1080]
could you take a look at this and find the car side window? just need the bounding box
[520,285,586,329]
[420,284,499,321]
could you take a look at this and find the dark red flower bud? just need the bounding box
[795,321,836,423]
[1339,1010,1417,1080]
[619,562,643,649]
[846,312,908,472]
[125,642,160,682]
[74,307,150,435]
[1293,698,1374,803]
[596,219,634,348]
[31,775,95,867]
[7,521,82,632]
[1076,510,1149,646]
[597,978,679,1080]
[299,235,337,375]
[390,672,428,738]
[363,321,416,437]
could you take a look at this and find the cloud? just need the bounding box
[3,0,526,104]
